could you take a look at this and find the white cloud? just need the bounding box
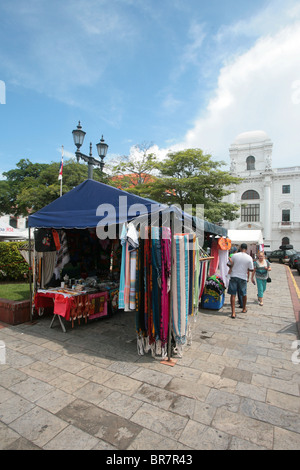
[215,0,300,42]
[162,94,182,113]
[0,0,138,105]
[179,21,206,71]
[176,20,300,168]
[57,147,75,160]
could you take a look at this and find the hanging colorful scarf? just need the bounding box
[151,226,161,340]
[187,233,196,316]
[129,249,137,310]
[148,233,155,344]
[209,238,219,276]
[143,227,154,344]
[124,239,130,311]
[172,234,189,345]
[194,238,201,310]
[118,224,127,309]
[135,237,145,335]
[160,226,171,346]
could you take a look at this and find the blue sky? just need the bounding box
[1,0,300,177]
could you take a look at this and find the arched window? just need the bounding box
[282,237,290,246]
[241,189,260,222]
[246,156,255,170]
[241,190,260,200]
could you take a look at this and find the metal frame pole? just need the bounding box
[28,226,33,323]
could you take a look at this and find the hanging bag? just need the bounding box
[34,228,56,252]
[266,260,271,282]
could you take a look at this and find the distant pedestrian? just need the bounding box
[228,246,243,308]
[251,251,271,306]
[227,243,254,318]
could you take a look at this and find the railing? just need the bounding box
[279,221,293,229]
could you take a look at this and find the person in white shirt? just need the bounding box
[227,243,254,318]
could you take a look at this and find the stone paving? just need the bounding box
[0,263,299,450]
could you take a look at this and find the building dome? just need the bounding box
[232,130,271,146]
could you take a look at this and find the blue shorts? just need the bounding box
[228,277,247,297]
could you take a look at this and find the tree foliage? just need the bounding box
[108,142,158,190]
[0,241,29,281]
[0,148,241,224]
[125,149,242,223]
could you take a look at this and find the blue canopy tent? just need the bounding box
[28,179,163,229]
[27,179,227,334]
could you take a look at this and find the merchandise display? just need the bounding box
[32,227,120,329]
[119,224,213,358]
[27,179,228,359]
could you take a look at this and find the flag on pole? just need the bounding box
[58,149,64,180]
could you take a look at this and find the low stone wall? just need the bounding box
[0,298,31,325]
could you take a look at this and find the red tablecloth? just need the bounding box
[35,289,83,321]
[35,289,109,321]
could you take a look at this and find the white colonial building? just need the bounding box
[0,214,28,230]
[223,130,300,251]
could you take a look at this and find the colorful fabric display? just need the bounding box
[160,227,171,346]
[218,248,229,288]
[54,230,70,279]
[204,275,226,295]
[172,234,189,346]
[118,223,127,310]
[129,249,137,310]
[209,238,219,276]
[119,222,210,359]
[151,226,161,341]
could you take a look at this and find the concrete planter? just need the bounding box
[0,298,31,325]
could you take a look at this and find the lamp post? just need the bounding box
[72,121,108,179]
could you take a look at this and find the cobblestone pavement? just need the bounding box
[0,263,299,450]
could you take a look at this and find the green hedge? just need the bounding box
[0,241,30,282]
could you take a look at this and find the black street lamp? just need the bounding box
[72,121,108,179]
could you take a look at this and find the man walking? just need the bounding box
[227,243,254,318]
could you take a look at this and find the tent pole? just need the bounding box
[28,226,33,323]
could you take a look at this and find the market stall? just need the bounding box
[227,229,264,255]
[28,179,226,359]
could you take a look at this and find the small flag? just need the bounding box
[58,147,64,180]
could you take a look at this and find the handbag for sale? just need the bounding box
[34,228,56,252]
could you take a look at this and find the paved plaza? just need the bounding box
[0,263,299,450]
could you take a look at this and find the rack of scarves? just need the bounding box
[118,222,212,359]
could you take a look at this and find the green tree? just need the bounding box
[109,142,158,190]
[0,159,49,216]
[0,158,110,216]
[131,148,242,223]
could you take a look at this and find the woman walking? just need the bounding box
[251,251,271,306]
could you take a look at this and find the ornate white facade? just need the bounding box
[223,130,300,251]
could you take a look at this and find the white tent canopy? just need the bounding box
[228,229,264,246]
[0,222,28,240]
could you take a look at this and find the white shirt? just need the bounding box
[230,252,254,281]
